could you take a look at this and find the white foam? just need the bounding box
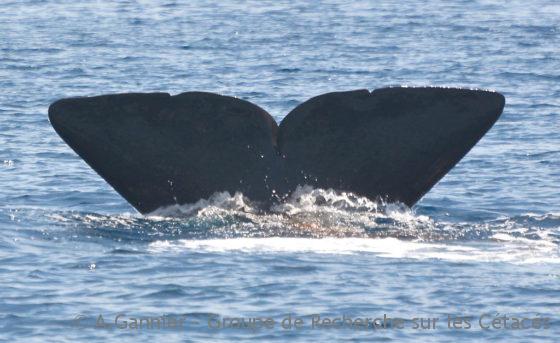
[145,186,432,236]
[148,236,560,264]
[149,191,256,218]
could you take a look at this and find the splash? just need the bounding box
[145,186,436,239]
[150,191,258,218]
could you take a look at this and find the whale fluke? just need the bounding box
[279,88,505,206]
[48,87,505,214]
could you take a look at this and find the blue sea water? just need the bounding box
[1,0,559,341]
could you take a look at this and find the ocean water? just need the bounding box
[1,0,559,341]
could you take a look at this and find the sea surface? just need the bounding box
[1,0,559,342]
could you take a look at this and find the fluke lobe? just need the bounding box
[48,87,505,214]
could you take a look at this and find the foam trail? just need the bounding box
[148,237,560,264]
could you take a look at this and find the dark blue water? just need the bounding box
[1,1,559,342]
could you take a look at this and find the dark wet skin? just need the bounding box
[49,87,505,214]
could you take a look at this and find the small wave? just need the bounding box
[149,191,259,218]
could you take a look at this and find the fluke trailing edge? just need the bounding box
[48,87,505,214]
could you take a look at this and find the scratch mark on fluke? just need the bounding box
[48,87,505,214]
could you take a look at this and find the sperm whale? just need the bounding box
[48,87,505,214]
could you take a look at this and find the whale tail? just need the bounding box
[49,87,505,214]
